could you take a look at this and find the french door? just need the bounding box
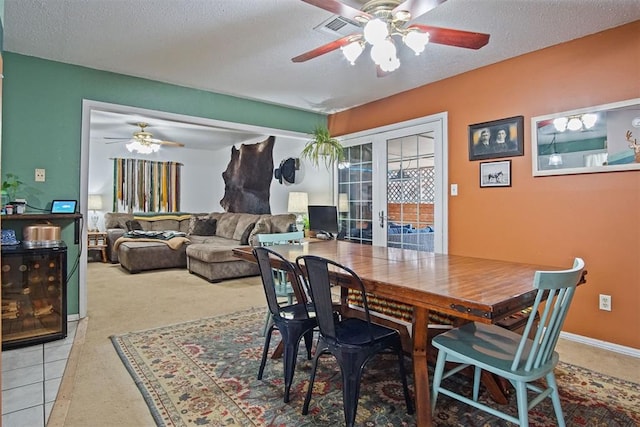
[336,113,448,253]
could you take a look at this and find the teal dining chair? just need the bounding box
[257,231,305,335]
[431,257,585,427]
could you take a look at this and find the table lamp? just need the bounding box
[88,194,103,232]
[287,192,308,232]
[338,193,349,232]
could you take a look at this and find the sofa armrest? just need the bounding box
[106,228,126,263]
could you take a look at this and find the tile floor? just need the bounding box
[1,321,78,427]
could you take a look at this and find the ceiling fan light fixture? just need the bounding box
[567,117,583,131]
[126,139,160,154]
[363,18,388,45]
[341,40,364,65]
[379,55,400,72]
[553,117,568,132]
[404,30,430,55]
[581,113,598,129]
[370,38,396,65]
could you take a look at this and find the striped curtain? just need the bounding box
[113,158,181,212]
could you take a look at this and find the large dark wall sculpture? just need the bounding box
[220,136,274,214]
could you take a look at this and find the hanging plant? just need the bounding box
[300,125,345,170]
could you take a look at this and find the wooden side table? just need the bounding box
[87,231,107,263]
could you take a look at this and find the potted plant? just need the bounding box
[300,125,345,170]
[2,173,23,203]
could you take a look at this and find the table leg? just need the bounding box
[412,306,432,426]
[272,341,284,359]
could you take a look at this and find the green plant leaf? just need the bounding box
[300,125,345,170]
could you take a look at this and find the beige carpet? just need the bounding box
[56,263,267,426]
[53,262,640,426]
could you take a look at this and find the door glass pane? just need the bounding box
[387,133,435,252]
[338,143,373,245]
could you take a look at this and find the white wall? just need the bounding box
[88,135,333,230]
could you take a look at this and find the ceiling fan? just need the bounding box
[293,0,490,73]
[105,122,185,154]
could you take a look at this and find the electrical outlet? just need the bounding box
[35,168,46,182]
[599,294,612,311]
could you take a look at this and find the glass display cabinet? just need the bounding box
[1,243,67,350]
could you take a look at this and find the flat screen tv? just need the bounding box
[308,205,339,238]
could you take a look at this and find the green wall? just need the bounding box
[1,52,325,315]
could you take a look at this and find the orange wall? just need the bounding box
[329,21,640,349]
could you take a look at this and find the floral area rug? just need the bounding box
[111,308,640,426]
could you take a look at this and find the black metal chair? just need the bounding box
[296,255,414,427]
[253,246,317,403]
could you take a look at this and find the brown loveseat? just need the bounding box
[103,211,295,281]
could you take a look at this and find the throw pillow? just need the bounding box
[240,222,256,245]
[125,219,143,232]
[191,218,217,236]
[188,215,210,235]
[248,218,271,246]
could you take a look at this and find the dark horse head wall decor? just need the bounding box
[220,136,275,214]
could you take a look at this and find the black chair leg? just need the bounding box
[396,344,414,414]
[282,336,300,403]
[303,329,314,359]
[340,358,365,427]
[258,326,274,380]
[302,351,323,415]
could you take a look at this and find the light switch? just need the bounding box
[450,184,458,196]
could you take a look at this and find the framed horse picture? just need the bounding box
[480,160,511,187]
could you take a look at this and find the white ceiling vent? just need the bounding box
[314,15,361,37]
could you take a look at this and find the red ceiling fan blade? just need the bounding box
[301,0,372,22]
[292,34,362,62]
[393,0,447,21]
[408,24,490,49]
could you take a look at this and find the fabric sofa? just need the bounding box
[387,222,435,252]
[103,211,296,281]
[186,212,295,282]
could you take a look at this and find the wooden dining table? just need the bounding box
[233,240,573,427]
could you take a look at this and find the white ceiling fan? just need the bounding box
[105,122,185,154]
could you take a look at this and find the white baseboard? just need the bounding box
[67,314,81,322]
[560,331,640,359]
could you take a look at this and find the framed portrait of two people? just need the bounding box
[469,116,524,161]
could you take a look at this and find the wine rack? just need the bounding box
[1,243,67,350]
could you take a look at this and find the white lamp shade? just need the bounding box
[341,40,364,65]
[338,193,349,213]
[363,19,388,45]
[287,192,308,214]
[404,30,430,55]
[88,194,103,210]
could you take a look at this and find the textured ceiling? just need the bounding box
[4,0,640,150]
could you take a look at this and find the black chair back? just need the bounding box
[297,255,374,345]
[253,246,309,320]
